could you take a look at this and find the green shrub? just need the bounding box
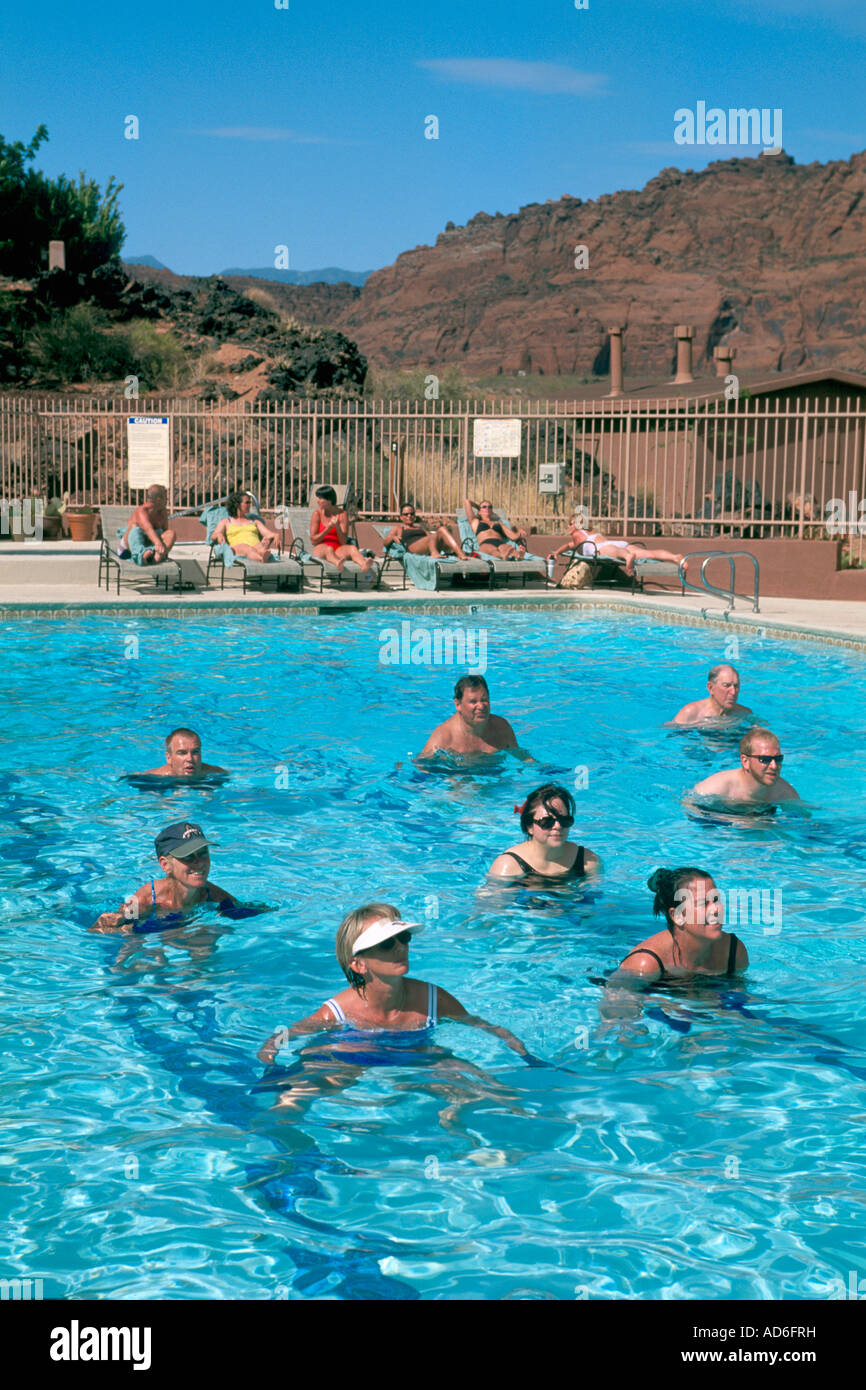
[26,303,134,384]
[25,304,188,387]
[365,365,469,401]
[125,319,187,389]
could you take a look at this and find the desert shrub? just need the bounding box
[26,303,134,384]
[25,303,187,387]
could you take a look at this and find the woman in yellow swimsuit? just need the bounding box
[212,491,279,562]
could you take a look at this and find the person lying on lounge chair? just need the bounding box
[549,516,688,578]
[383,503,463,559]
[211,490,279,562]
[118,484,177,565]
[464,497,528,559]
[310,485,374,574]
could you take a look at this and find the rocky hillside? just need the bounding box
[125,149,866,383]
[130,149,861,383]
[333,149,866,379]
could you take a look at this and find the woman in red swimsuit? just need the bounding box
[309,486,375,575]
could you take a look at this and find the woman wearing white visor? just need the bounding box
[257,901,537,1067]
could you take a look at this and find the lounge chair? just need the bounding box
[457,508,547,589]
[556,538,684,593]
[98,505,184,594]
[367,522,491,592]
[200,500,307,593]
[283,507,382,591]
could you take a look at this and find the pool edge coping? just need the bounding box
[2,590,866,650]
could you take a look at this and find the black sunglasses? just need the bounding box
[377,930,413,950]
[751,753,784,765]
[533,813,574,830]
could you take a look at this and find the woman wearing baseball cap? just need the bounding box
[257,900,540,1070]
[89,821,240,934]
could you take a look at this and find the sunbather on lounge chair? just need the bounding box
[464,497,528,559]
[550,516,688,578]
[118,484,177,565]
[310,485,374,574]
[212,490,279,562]
[383,503,462,558]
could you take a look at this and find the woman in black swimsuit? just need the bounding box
[612,865,749,984]
[488,783,600,883]
[383,504,462,558]
[464,497,528,559]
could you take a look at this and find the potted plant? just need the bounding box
[65,505,99,542]
[42,496,63,540]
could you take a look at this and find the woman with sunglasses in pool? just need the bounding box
[257,901,536,1072]
[487,783,600,882]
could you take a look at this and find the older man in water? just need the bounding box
[692,727,800,804]
[144,728,227,778]
[418,675,519,756]
[672,664,753,726]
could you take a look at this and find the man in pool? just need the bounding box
[118,483,177,565]
[418,674,520,756]
[671,664,753,725]
[691,727,800,804]
[89,821,240,934]
[143,728,227,778]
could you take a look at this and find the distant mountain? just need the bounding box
[123,254,168,270]
[219,265,373,286]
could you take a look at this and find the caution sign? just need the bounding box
[127,417,170,488]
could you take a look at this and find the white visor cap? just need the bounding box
[352,918,425,954]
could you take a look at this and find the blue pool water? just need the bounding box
[1,608,865,1301]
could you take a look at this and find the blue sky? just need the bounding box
[2,0,864,276]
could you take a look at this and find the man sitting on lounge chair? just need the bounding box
[383,503,463,559]
[212,490,279,563]
[464,497,528,560]
[119,484,177,565]
[550,515,688,578]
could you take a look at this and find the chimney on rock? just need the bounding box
[606,326,624,398]
[714,345,735,378]
[673,325,694,385]
[48,240,66,271]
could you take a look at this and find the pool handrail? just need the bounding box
[679,550,760,613]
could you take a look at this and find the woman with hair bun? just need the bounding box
[611,866,748,984]
[487,783,600,882]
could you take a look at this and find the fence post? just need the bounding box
[622,409,632,534]
[797,401,810,540]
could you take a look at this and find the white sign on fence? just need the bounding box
[127,417,170,488]
[473,418,522,458]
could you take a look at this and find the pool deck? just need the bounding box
[2,556,866,648]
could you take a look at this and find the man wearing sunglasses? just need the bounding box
[691,727,801,804]
[418,674,522,757]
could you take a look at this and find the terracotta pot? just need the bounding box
[42,514,63,540]
[66,511,98,542]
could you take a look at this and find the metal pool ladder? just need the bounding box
[678,550,760,614]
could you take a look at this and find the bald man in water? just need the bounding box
[671,664,753,726]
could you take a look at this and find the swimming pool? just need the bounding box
[2,607,865,1301]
